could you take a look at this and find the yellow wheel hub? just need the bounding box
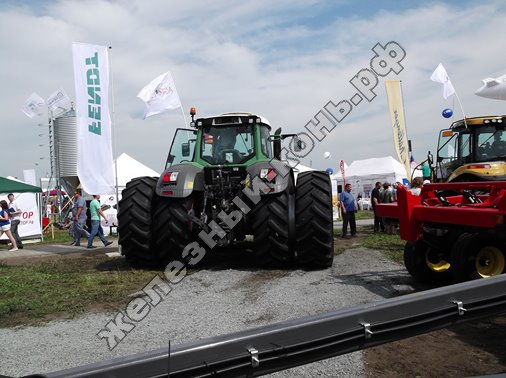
[476,246,505,278]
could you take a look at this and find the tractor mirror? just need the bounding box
[182,143,190,157]
[293,137,303,152]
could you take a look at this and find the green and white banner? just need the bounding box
[72,42,114,194]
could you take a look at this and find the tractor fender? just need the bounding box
[156,163,205,198]
[246,160,294,194]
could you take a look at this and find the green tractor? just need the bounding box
[118,111,334,269]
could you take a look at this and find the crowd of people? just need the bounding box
[70,189,113,249]
[340,177,429,238]
[1,189,113,251]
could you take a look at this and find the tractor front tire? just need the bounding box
[295,171,334,269]
[118,176,159,267]
[404,239,452,285]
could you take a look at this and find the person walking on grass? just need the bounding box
[340,183,357,239]
[87,195,113,249]
[0,200,18,251]
[71,189,90,246]
[7,193,23,249]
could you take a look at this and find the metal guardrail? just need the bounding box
[24,274,506,378]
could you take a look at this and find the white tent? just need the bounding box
[115,152,160,191]
[100,153,160,233]
[331,156,410,199]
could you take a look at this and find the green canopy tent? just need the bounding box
[0,177,43,242]
[0,176,42,193]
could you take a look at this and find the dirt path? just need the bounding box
[1,239,505,377]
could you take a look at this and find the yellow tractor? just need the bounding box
[435,115,506,182]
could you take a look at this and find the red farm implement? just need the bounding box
[376,181,506,284]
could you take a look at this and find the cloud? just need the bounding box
[1,0,506,180]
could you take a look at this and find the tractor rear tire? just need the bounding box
[152,196,194,265]
[252,189,294,267]
[295,171,334,269]
[118,176,159,267]
[451,233,506,282]
[403,239,452,285]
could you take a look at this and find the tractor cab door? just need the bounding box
[436,128,472,181]
[166,128,197,168]
[436,129,459,181]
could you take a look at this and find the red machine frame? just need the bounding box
[377,181,506,242]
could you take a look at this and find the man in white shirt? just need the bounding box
[7,193,23,249]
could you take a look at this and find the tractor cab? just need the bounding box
[165,112,274,168]
[436,115,506,182]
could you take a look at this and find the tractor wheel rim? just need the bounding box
[425,252,451,273]
[476,246,505,278]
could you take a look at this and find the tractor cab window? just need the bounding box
[459,132,472,163]
[201,125,254,164]
[477,126,506,161]
[259,125,273,158]
[166,128,196,168]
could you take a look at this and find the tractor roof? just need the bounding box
[192,112,272,129]
[450,115,506,130]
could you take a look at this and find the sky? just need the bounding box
[2,0,506,182]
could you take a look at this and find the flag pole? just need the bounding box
[172,74,188,128]
[108,46,120,213]
[179,105,189,128]
[453,90,468,128]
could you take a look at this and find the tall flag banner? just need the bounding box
[72,42,115,194]
[475,74,506,101]
[137,71,182,119]
[430,63,455,99]
[385,80,411,178]
[46,87,72,113]
[22,92,45,118]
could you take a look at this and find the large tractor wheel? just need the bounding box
[152,196,194,265]
[403,239,452,285]
[118,176,159,267]
[295,171,334,269]
[451,233,506,282]
[252,179,295,267]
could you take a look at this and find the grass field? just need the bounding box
[0,222,405,328]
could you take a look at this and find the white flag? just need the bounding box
[72,42,115,194]
[430,63,455,99]
[46,87,72,112]
[475,74,506,101]
[22,92,45,118]
[137,71,182,119]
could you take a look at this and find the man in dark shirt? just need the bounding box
[339,183,357,238]
[371,181,384,232]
